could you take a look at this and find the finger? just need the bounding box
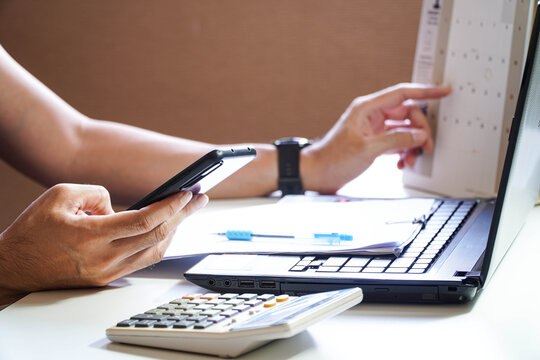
[85,190,193,240]
[50,183,114,216]
[363,83,451,113]
[369,128,429,156]
[111,193,209,258]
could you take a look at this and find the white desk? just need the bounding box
[1,156,539,360]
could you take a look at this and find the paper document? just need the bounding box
[165,197,435,258]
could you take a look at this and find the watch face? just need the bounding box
[274,137,311,147]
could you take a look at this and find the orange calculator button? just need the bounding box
[276,295,289,302]
[182,293,202,300]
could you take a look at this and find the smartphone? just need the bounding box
[128,147,256,210]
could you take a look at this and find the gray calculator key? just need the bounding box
[153,320,176,328]
[194,321,215,329]
[116,319,138,327]
[134,320,157,327]
[207,316,227,323]
[131,314,168,321]
[166,315,188,322]
[186,315,208,322]
[173,320,196,329]
[220,310,239,318]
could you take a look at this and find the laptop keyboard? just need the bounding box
[289,200,477,274]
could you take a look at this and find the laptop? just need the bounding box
[185,3,540,303]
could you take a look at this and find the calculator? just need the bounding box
[106,287,363,358]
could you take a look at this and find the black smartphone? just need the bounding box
[128,147,256,210]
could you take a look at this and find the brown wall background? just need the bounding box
[0,0,422,231]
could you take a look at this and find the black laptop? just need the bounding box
[185,3,540,303]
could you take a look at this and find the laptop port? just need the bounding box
[223,280,231,287]
[238,280,255,288]
[259,281,276,289]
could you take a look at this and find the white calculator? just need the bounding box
[106,287,363,358]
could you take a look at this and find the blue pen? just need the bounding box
[216,230,353,246]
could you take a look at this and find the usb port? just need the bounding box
[259,281,276,289]
[238,280,255,288]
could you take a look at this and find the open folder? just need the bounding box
[164,197,436,259]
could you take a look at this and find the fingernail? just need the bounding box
[180,191,193,203]
[195,194,209,209]
[412,130,428,144]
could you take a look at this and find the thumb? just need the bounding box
[370,128,428,155]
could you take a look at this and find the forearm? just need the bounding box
[73,119,280,203]
[0,44,280,201]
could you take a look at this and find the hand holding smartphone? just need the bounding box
[128,148,256,210]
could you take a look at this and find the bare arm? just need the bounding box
[0,45,277,203]
[0,44,451,202]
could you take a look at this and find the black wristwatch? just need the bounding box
[273,137,312,196]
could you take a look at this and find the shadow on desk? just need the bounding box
[94,330,316,360]
[130,256,207,280]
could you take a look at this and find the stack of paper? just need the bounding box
[164,197,435,259]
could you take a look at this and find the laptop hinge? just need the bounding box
[462,271,482,287]
[460,251,485,287]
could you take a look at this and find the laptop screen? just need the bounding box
[483,2,540,285]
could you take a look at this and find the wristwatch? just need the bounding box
[273,137,312,196]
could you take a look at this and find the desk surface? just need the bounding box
[1,155,539,360]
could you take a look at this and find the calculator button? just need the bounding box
[213,304,234,312]
[207,316,227,323]
[257,294,275,301]
[182,294,203,300]
[116,319,137,327]
[232,305,251,313]
[193,304,214,311]
[206,298,227,305]
[157,304,176,310]
[134,320,157,327]
[181,309,203,317]
[264,300,277,308]
[170,298,190,305]
[144,309,165,315]
[194,321,215,329]
[244,299,263,307]
[220,310,239,318]
[131,314,168,321]
[200,293,221,300]
[173,320,196,329]
[276,295,289,302]
[166,315,188,322]
[237,293,258,301]
[188,299,209,305]
[186,315,208,322]
[200,309,222,317]
[218,293,239,300]
[153,320,176,328]
[162,310,183,316]
[224,299,245,306]
[176,303,197,310]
